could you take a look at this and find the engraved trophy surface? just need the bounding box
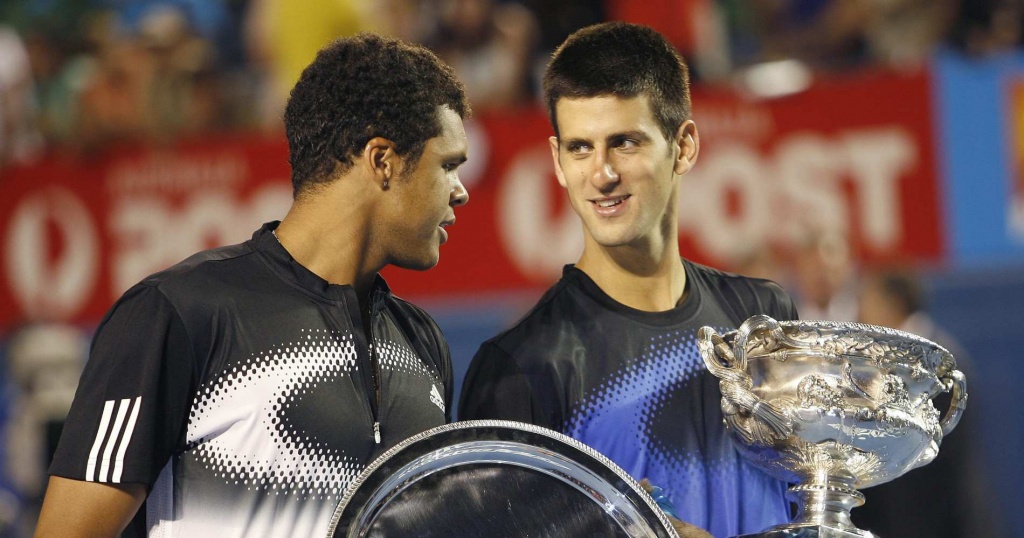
[698,315,967,538]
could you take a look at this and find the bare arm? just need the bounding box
[35,476,146,538]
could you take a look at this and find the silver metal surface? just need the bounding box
[734,524,873,537]
[698,315,967,538]
[326,420,679,538]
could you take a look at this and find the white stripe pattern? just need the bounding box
[85,397,142,483]
[113,398,142,483]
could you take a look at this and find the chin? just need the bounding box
[586,222,646,248]
[392,253,440,272]
[590,232,641,248]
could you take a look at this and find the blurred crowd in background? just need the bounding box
[0,0,1022,169]
[1,1,1020,536]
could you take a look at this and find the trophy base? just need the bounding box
[733,524,876,538]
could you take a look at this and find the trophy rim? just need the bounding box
[325,419,677,538]
[764,319,952,354]
[726,317,959,377]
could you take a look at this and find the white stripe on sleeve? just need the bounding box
[97,399,132,482]
[86,400,116,482]
[111,396,142,483]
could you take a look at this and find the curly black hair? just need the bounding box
[284,33,469,197]
[543,22,691,141]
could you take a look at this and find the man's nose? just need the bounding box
[450,176,469,207]
[590,153,620,189]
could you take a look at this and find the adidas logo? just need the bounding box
[429,384,445,413]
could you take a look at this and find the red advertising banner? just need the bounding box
[683,67,944,267]
[0,136,294,330]
[0,67,944,331]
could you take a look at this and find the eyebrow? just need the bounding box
[446,154,468,165]
[561,130,653,147]
[611,130,654,143]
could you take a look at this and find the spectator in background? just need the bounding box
[136,5,221,140]
[74,13,157,151]
[726,239,792,286]
[1,323,87,537]
[24,19,100,149]
[948,0,1023,56]
[862,0,959,67]
[244,0,367,128]
[858,267,962,350]
[717,0,960,73]
[424,0,538,110]
[0,25,43,168]
[853,267,1007,538]
[792,228,858,321]
[70,6,224,152]
[722,0,873,70]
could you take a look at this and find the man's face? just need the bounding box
[384,106,469,270]
[857,278,901,328]
[549,95,696,251]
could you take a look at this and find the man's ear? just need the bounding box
[363,137,398,189]
[548,136,568,188]
[673,120,699,176]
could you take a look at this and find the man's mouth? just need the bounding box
[439,218,455,243]
[592,195,630,208]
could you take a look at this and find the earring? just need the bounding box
[383,179,389,190]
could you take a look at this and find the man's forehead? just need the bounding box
[554,95,657,137]
[431,106,468,153]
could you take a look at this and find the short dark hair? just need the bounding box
[877,270,925,315]
[284,33,469,197]
[543,22,691,141]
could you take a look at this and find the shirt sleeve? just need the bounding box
[48,283,196,488]
[457,343,554,428]
[768,281,800,321]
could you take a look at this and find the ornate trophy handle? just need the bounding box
[697,327,745,377]
[939,369,967,437]
[915,369,967,470]
[698,325,792,446]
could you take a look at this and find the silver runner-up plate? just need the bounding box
[326,420,678,538]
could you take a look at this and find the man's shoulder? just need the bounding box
[385,293,444,335]
[479,279,581,359]
[686,260,797,319]
[111,241,260,317]
[383,292,453,376]
[688,260,787,293]
[143,241,256,288]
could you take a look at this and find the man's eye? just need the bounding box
[567,143,591,154]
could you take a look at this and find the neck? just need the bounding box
[273,188,381,303]
[576,233,686,313]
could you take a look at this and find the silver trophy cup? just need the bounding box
[698,315,967,538]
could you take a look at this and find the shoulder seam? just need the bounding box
[142,244,258,288]
[488,278,574,347]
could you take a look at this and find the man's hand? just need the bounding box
[666,517,713,538]
[639,478,713,538]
